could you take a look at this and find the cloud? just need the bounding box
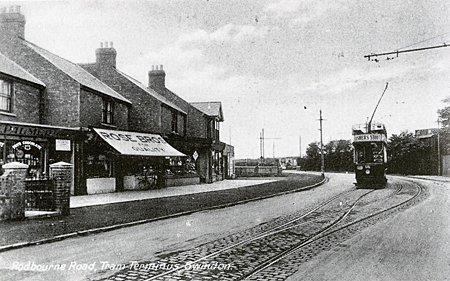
[264,0,343,25]
[177,23,268,45]
[299,61,434,95]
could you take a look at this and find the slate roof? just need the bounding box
[23,40,131,104]
[190,102,224,121]
[116,69,186,114]
[0,51,45,86]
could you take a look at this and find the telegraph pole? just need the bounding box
[437,118,441,176]
[259,129,264,160]
[259,128,280,160]
[319,110,325,177]
[299,135,302,158]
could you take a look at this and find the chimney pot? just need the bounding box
[148,64,166,91]
[95,41,117,68]
[0,5,26,39]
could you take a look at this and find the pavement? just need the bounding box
[70,179,278,208]
[24,179,279,218]
[0,173,324,252]
[407,175,450,182]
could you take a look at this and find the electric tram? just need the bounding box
[352,122,388,187]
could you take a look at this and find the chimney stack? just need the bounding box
[0,5,26,40]
[148,64,166,92]
[95,41,117,68]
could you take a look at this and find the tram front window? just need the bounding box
[355,142,384,164]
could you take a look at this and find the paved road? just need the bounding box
[1,173,447,281]
[0,172,350,281]
[288,176,450,281]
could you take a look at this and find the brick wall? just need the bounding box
[0,77,41,123]
[188,106,207,138]
[49,162,72,215]
[0,162,27,220]
[79,89,129,130]
[161,105,172,134]
[155,88,207,139]
[0,40,81,127]
[81,64,162,133]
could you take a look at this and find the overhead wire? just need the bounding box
[397,30,450,50]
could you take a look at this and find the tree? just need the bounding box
[437,96,450,155]
[324,139,353,172]
[303,142,321,171]
[301,140,353,172]
[388,131,430,175]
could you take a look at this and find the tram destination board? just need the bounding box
[353,134,387,143]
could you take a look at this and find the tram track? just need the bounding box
[245,181,425,280]
[101,180,426,281]
[122,189,356,281]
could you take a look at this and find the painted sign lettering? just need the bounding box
[353,134,387,143]
[93,128,184,157]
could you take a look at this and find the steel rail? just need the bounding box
[244,182,423,279]
[144,189,354,280]
[244,189,375,279]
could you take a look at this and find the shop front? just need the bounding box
[0,121,78,211]
[78,128,186,195]
[0,121,77,177]
[211,142,226,182]
[166,135,213,184]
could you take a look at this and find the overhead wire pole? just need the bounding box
[319,110,325,177]
[259,128,281,160]
[299,135,302,158]
[437,118,441,176]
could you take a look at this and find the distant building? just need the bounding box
[415,128,440,175]
[223,144,235,179]
[279,157,299,169]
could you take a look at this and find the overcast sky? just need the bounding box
[3,0,450,158]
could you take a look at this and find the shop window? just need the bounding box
[85,154,113,178]
[0,79,12,112]
[102,99,114,124]
[7,141,44,179]
[167,156,198,176]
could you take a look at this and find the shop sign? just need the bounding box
[193,151,198,161]
[55,139,71,151]
[0,123,74,138]
[93,128,185,157]
[12,141,42,150]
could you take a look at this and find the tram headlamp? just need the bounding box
[365,169,371,175]
[357,165,363,170]
[365,165,370,169]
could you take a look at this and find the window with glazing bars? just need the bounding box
[171,110,178,133]
[0,79,12,112]
[102,99,114,124]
